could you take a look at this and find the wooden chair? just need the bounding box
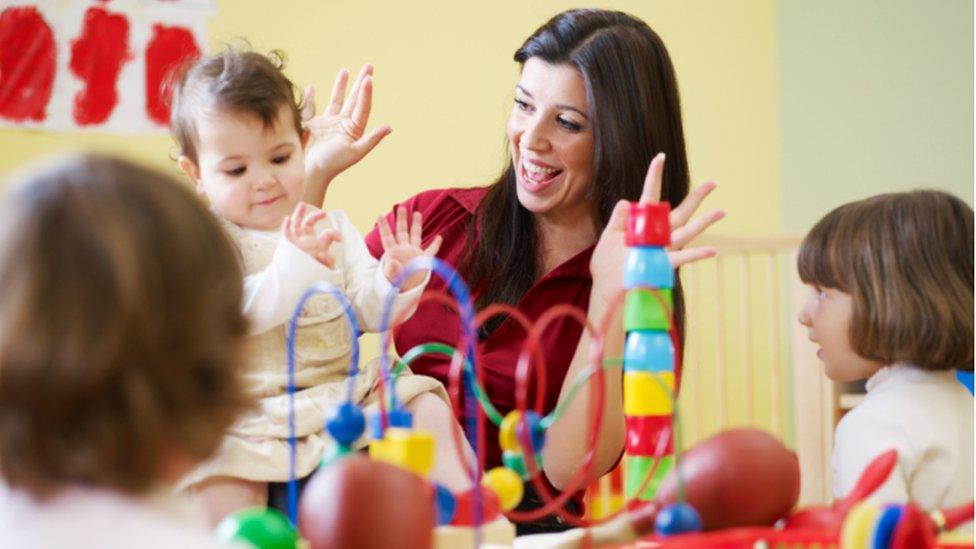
[585,234,837,519]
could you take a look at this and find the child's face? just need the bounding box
[181,105,306,231]
[798,286,884,382]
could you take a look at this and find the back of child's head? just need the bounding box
[0,154,250,498]
[170,47,303,164]
[798,190,973,372]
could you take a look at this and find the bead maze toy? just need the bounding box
[215,201,973,548]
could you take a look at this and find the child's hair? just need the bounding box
[798,190,973,372]
[170,47,304,164]
[0,154,250,497]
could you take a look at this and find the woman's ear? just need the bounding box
[177,155,204,194]
[301,128,310,150]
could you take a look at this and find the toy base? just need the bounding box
[434,517,516,548]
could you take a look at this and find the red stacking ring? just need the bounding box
[627,202,671,246]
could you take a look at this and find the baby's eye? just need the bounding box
[224,166,245,177]
[272,154,291,164]
[557,116,582,132]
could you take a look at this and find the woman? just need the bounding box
[316,8,724,533]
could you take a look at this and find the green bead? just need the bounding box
[624,288,673,332]
[625,454,674,501]
[320,443,352,468]
[502,450,543,480]
[215,508,298,549]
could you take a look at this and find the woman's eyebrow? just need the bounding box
[515,85,588,119]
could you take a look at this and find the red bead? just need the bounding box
[625,414,673,456]
[449,485,502,525]
[627,202,671,246]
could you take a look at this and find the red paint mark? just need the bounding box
[145,24,200,126]
[69,7,132,125]
[0,7,56,122]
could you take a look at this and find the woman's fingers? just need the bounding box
[341,64,373,118]
[354,125,393,155]
[301,85,317,123]
[670,209,725,249]
[638,152,665,204]
[668,246,717,268]
[350,76,373,130]
[324,69,349,117]
[671,181,718,229]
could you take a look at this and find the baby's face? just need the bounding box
[188,105,305,231]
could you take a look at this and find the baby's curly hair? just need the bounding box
[169,46,304,164]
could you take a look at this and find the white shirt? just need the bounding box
[832,363,973,518]
[0,483,234,549]
[238,209,426,336]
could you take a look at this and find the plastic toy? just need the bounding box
[219,198,972,548]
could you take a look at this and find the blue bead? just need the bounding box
[433,483,457,525]
[624,247,673,290]
[624,330,675,373]
[368,408,414,439]
[654,503,702,536]
[517,410,546,453]
[325,402,365,446]
[871,505,903,549]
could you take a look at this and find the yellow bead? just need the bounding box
[623,371,674,416]
[840,501,880,549]
[368,427,435,478]
[482,467,524,511]
[499,411,522,452]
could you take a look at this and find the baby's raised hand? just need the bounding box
[282,203,342,268]
[377,207,443,292]
[302,65,392,196]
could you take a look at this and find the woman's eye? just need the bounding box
[224,167,245,176]
[272,155,291,164]
[557,117,582,131]
[514,98,532,112]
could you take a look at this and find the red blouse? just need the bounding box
[365,186,595,496]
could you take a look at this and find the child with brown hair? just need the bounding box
[0,154,248,548]
[170,48,472,524]
[797,190,973,515]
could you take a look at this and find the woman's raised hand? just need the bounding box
[590,153,725,306]
[301,65,392,203]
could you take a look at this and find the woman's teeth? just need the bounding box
[523,159,561,182]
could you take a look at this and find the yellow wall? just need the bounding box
[0,2,779,451]
[0,0,780,238]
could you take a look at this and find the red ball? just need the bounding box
[653,428,800,530]
[298,455,435,549]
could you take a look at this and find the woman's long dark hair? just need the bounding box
[463,9,690,338]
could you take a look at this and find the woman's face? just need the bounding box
[507,58,595,224]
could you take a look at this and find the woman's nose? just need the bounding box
[521,116,549,152]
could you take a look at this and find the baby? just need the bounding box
[170,49,471,524]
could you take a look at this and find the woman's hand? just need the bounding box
[377,207,443,292]
[590,152,725,307]
[302,64,392,206]
[282,203,342,268]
